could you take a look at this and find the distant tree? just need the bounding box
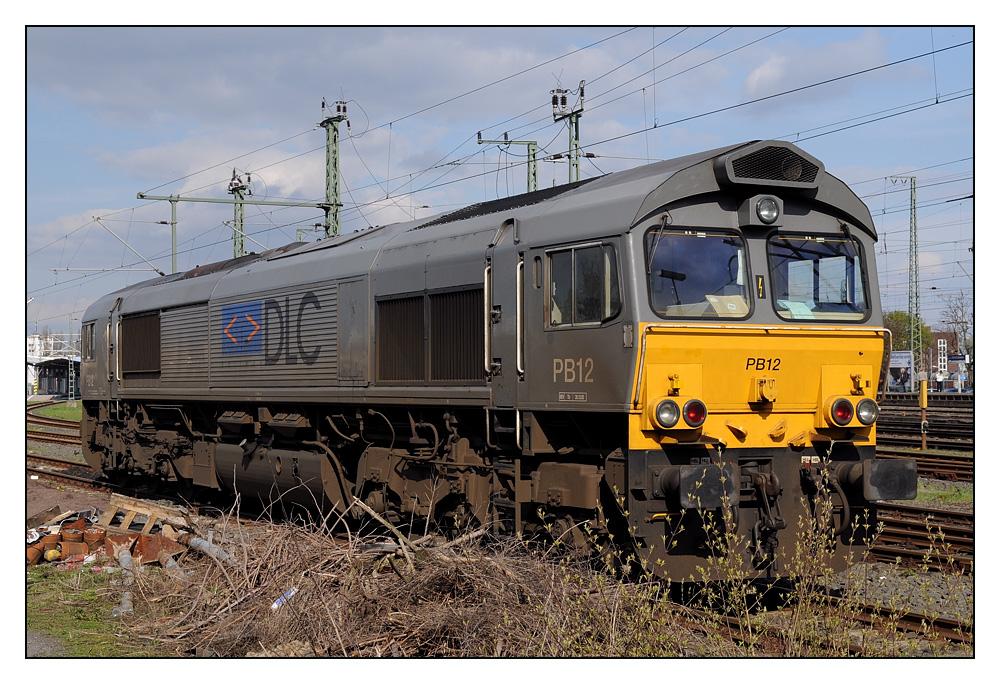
[941,291,973,382]
[883,310,932,363]
[40,325,54,355]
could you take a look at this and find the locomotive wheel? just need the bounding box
[550,514,591,558]
[106,468,133,489]
[435,497,480,539]
[175,476,196,503]
[135,474,163,497]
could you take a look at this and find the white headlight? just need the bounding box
[857,398,879,425]
[655,400,680,429]
[757,197,780,224]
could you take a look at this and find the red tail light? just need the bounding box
[683,399,707,427]
[831,398,854,426]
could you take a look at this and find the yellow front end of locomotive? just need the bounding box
[629,324,889,451]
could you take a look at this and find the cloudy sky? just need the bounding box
[25,26,974,342]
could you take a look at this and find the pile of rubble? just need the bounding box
[26,509,106,567]
[26,494,237,616]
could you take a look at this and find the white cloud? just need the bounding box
[25,26,973,335]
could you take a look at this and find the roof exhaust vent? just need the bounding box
[715,141,823,189]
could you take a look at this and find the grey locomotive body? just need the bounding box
[80,140,915,579]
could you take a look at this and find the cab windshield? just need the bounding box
[768,235,868,320]
[645,229,749,318]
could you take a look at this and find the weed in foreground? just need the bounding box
[84,484,973,658]
[27,563,175,657]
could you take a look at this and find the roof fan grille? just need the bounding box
[731,146,819,184]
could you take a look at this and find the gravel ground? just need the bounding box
[827,561,973,624]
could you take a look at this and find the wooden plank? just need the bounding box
[119,510,137,530]
[140,515,158,534]
[109,493,185,520]
[96,506,119,528]
[26,505,63,529]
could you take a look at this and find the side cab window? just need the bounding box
[81,322,96,361]
[547,243,621,327]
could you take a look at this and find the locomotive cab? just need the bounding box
[621,141,916,577]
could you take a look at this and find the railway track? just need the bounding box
[877,447,973,482]
[879,393,973,408]
[876,402,974,452]
[827,597,972,645]
[27,402,81,430]
[872,502,973,572]
[27,400,82,446]
[27,453,110,491]
[27,429,80,446]
[26,399,62,412]
[877,432,974,452]
[27,414,81,431]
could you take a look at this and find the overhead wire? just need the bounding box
[139,129,316,195]
[474,26,743,154]
[580,27,790,120]
[370,27,639,132]
[586,27,690,87]
[790,91,972,143]
[18,29,838,248]
[846,157,973,188]
[127,28,644,219]
[443,29,966,203]
[776,89,972,142]
[574,40,973,155]
[43,33,975,236]
[29,30,973,324]
[391,28,740,199]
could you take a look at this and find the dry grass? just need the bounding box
[117,502,724,657]
[104,495,972,658]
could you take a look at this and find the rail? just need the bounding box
[872,502,972,572]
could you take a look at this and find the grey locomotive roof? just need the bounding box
[84,139,876,321]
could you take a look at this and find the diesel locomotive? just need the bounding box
[79,140,916,579]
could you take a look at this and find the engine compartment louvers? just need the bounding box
[715,141,823,189]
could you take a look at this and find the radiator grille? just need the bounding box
[377,288,484,383]
[161,304,208,385]
[377,296,425,382]
[430,289,483,381]
[730,145,819,184]
[121,312,161,376]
